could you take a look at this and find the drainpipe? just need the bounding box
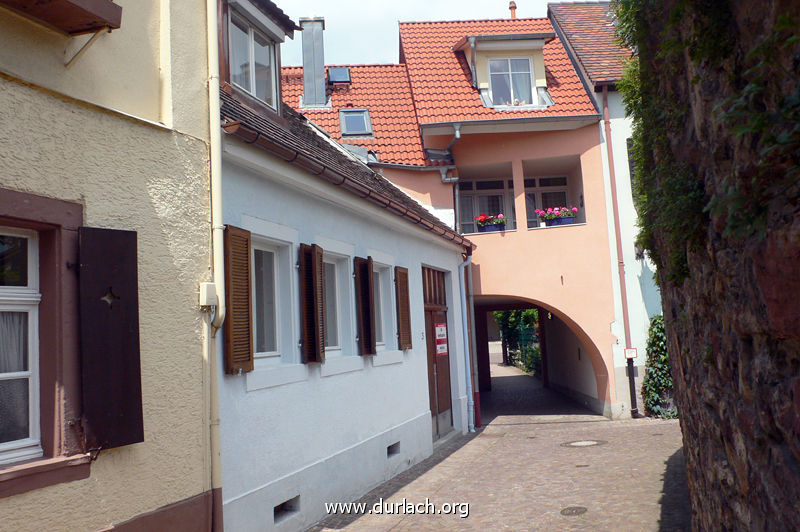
[440,167,460,233]
[206,0,224,525]
[466,257,481,427]
[602,85,639,417]
[458,249,475,432]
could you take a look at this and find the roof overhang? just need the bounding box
[420,114,600,137]
[453,32,556,52]
[0,0,122,35]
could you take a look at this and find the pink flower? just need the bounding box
[547,208,553,214]
[572,207,578,213]
[497,213,504,219]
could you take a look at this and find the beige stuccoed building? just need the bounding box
[0,0,217,529]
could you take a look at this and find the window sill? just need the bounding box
[0,453,91,499]
[320,355,365,377]
[372,349,404,367]
[527,222,587,231]
[246,363,308,392]
[462,228,517,236]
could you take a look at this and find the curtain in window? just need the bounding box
[511,73,532,105]
[0,311,29,444]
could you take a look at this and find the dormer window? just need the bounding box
[339,109,372,136]
[230,12,277,108]
[489,58,533,106]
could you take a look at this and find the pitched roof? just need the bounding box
[281,64,429,166]
[398,17,597,125]
[219,89,473,249]
[548,2,632,86]
[254,0,300,35]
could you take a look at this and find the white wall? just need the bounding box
[218,137,470,531]
[595,90,662,416]
[543,313,597,403]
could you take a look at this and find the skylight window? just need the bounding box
[328,67,351,84]
[339,109,372,136]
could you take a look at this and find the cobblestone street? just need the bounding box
[311,357,691,531]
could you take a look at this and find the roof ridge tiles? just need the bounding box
[399,16,548,26]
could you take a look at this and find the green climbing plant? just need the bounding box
[641,315,677,418]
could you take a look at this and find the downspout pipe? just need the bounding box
[466,253,480,427]
[206,0,224,527]
[440,167,460,233]
[458,249,475,432]
[602,85,640,417]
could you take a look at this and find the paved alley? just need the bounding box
[311,356,691,532]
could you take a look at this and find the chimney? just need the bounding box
[509,1,517,19]
[300,17,326,106]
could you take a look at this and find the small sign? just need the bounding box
[624,348,638,359]
[435,322,448,357]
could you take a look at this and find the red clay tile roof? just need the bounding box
[548,2,633,86]
[282,64,429,166]
[398,17,597,124]
[220,89,473,249]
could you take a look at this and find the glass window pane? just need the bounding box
[541,191,568,209]
[0,235,27,287]
[540,177,568,187]
[488,59,509,73]
[459,195,475,233]
[475,180,504,191]
[491,73,511,105]
[230,17,251,92]
[0,311,28,373]
[253,250,276,353]
[510,59,530,72]
[0,378,29,444]
[511,73,532,105]
[342,112,368,134]
[253,32,274,106]
[477,195,504,216]
[324,262,338,348]
[526,192,538,229]
[373,271,383,343]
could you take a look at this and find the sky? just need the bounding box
[278,0,583,66]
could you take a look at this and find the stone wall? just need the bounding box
[620,0,800,529]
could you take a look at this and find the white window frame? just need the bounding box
[459,179,516,234]
[525,177,570,228]
[372,264,395,350]
[229,10,278,109]
[0,227,42,465]
[251,241,281,360]
[488,57,535,107]
[322,257,342,353]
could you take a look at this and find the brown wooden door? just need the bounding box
[425,308,453,440]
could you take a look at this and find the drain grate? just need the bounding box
[561,439,606,448]
[560,506,588,516]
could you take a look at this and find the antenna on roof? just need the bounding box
[509,1,517,19]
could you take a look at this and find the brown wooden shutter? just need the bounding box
[395,266,412,350]
[354,256,376,355]
[224,225,254,374]
[78,226,143,450]
[299,243,325,363]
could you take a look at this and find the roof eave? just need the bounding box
[419,114,601,136]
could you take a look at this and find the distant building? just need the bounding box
[285,3,660,419]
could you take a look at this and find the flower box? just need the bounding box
[544,216,575,227]
[477,224,506,233]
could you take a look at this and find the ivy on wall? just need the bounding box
[641,315,677,418]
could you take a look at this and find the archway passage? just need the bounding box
[474,295,613,421]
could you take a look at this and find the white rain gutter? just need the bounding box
[458,250,475,432]
[205,0,224,523]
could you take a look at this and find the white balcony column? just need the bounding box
[511,158,526,230]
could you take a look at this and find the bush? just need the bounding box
[641,315,678,418]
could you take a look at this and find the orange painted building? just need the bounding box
[283,8,655,419]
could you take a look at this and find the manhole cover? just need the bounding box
[575,464,589,468]
[561,440,606,447]
[560,506,588,516]
[652,433,664,436]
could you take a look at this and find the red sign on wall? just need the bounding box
[435,322,448,357]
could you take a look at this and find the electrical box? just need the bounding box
[199,282,217,307]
